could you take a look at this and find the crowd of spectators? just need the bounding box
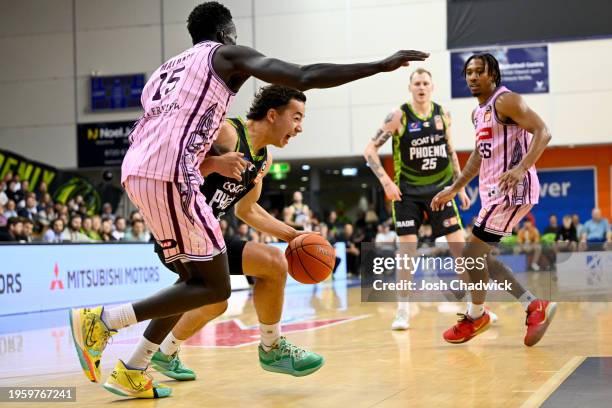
[0,172,150,243]
[2,175,611,275]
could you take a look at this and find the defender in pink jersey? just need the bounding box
[69,1,430,399]
[431,53,557,347]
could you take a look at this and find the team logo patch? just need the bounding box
[408,122,422,133]
[423,121,430,128]
[159,239,178,249]
[434,115,444,130]
[477,127,492,140]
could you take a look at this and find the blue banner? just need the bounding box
[451,45,549,98]
[460,168,596,233]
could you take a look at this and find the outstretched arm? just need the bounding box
[215,46,429,91]
[363,109,402,201]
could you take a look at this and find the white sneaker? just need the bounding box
[391,310,410,330]
[530,262,540,271]
[485,307,499,325]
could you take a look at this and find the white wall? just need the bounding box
[0,0,610,168]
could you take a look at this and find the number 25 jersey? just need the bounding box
[122,41,236,186]
[473,86,539,208]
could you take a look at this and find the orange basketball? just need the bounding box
[285,233,336,284]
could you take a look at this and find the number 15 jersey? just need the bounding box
[473,86,539,208]
[122,41,236,186]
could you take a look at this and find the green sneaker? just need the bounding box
[150,351,196,381]
[258,337,324,377]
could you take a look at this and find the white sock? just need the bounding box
[160,332,184,356]
[126,337,159,370]
[100,304,137,330]
[467,302,485,319]
[259,322,281,352]
[518,291,537,311]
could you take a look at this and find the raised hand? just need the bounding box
[378,50,430,72]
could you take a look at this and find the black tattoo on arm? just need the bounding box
[371,130,393,147]
[366,153,390,184]
[384,112,394,124]
[446,140,462,181]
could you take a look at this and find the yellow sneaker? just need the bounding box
[68,306,116,382]
[102,360,172,399]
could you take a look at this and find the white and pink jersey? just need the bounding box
[473,86,539,208]
[121,41,235,185]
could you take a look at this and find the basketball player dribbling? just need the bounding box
[146,85,326,387]
[431,53,557,346]
[68,1,429,399]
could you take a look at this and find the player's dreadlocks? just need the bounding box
[247,85,307,120]
[187,2,233,44]
[462,53,501,87]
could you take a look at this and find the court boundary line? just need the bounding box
[519,355,586,408]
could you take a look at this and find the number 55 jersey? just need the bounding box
[473,86,539,208]
[122,40,235,186]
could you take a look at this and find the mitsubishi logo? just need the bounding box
[50,262,64,290]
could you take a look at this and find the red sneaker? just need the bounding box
[443,312,491,344]
[524,300,557,347]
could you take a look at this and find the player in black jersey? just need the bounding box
[132,86,325,382]
[364,68,474,330]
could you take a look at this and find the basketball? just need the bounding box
[285,234,336,284]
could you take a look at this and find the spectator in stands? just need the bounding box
[20,179,30,194]
[543,215,559,235]
[129,210,143,223]
[44,218,66,243]
[21,218,34,242]
[112,216,127,240]
[337,223,362,276]
[375,223,397,243]
[4,199,18,218]
[0,217,23,241]
[6,181,22,204]
[0,182,8,207]
[0,206,6,228]
[38,192,52,211]
[64,214,91,242]
[102,202,116,221]
[124,219,150,242]
[517,219,542,271]
[316,223,336,245]
[234,223,250,241]
[35,181,48,201]
[91,215,102,239]
[283,191,311,231]
[580,208,610,244]
[82,216,101,241]
[326,211,342,237]
[556,214,578,252]
[100,218,117,242]
[78,203,89,217]
[571,214,583,238]
[17,193,38,222]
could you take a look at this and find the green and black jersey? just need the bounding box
[393,102,453,197]
[200,117,268,219]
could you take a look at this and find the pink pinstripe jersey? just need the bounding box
[473,86,539,207]
[121,41,235,185]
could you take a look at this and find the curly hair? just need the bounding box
[246,85,307,120]
[187,2,233,44]
[462,53,501,87]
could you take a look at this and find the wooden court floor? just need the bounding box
[1,283,611,408]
